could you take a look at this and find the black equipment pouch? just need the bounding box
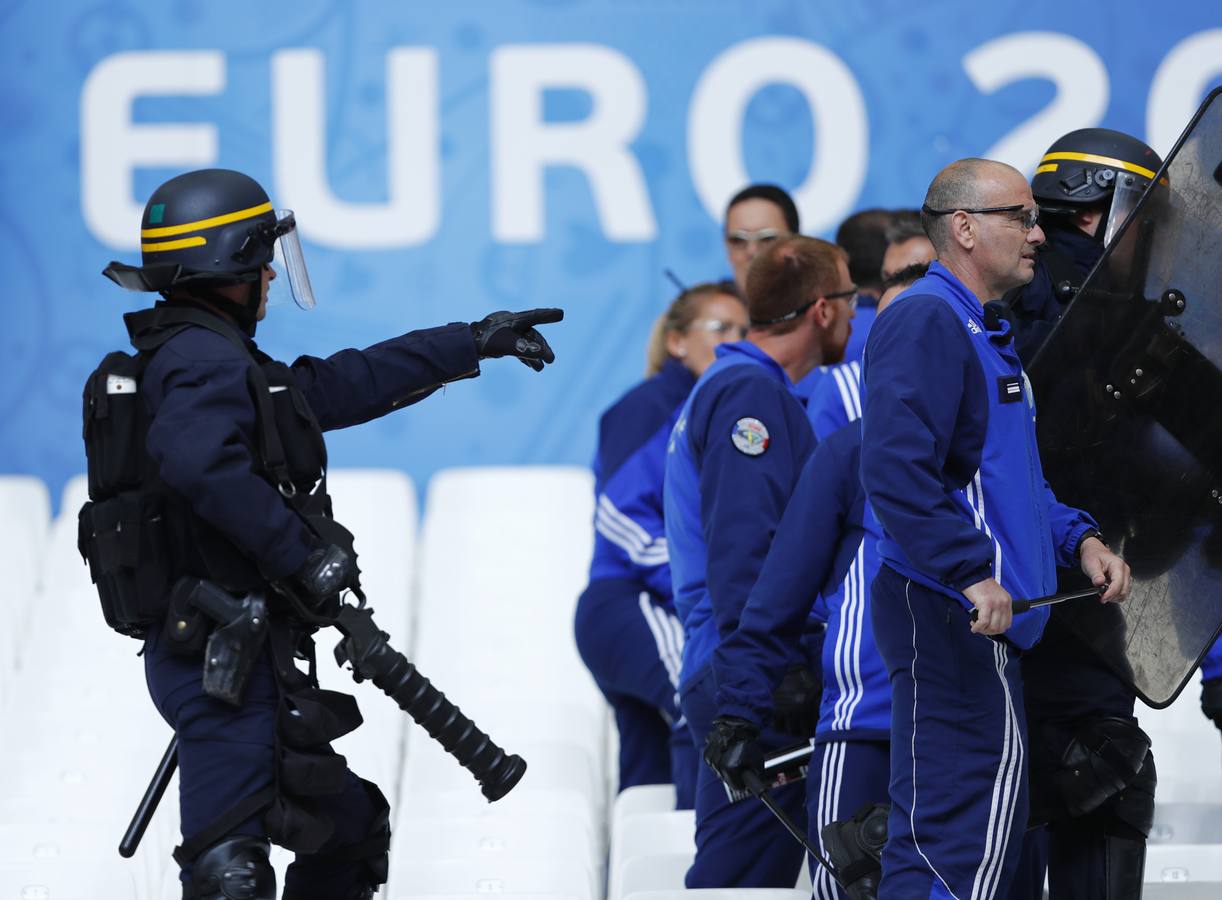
[278,688,363,747]
[1051,717,1152,821]
[277,745,348,797]
[82,351,150,498]
[77,491,174,639]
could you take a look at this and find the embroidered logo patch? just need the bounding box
[731,417,770,456]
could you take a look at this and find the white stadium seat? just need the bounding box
[615,851,693,898]
[0,858,141,899]
[608,810,695,900]
[0,474,50,674]
[388,858,597,900]
[1143,842,1222,897]
[1140,683,1222,803]
[412,466,600,706]
[315,469,420,799]
[623,892,809,900]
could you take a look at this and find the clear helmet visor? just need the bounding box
[266,209,316,310]
[1103,172,1155,248]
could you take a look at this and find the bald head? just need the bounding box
[921,158,1027,253]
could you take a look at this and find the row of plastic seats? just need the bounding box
[1140,681,1222,896]
[386,467,607,899]
[0,469,423,898]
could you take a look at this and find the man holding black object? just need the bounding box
[81,168,560,900]
[858,158,1129,899]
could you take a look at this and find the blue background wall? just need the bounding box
[1,1,1219,511]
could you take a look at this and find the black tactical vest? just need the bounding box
[79,304,349,637]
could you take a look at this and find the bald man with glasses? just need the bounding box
[859,158,1130,900]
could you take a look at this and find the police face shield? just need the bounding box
[1102,171,1155,248]
[1028,86,1222,707]
[262,210,316,310]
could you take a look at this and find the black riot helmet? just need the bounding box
[103,169,316,325]
[1031,128,1164,246]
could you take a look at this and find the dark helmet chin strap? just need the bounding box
[162,279,262,336]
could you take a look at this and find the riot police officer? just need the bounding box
[1004,130,1163,900]
[86,168,560,899]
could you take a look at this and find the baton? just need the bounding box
[969,585,1105,622]
[741,769,847,890]
[119,735,178,858]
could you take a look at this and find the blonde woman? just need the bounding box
[575,282,747,806]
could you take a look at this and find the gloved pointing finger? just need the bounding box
[470,308,564,371]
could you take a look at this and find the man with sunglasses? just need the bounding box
[664,235,854,887]
[93,168,561,900]
[859,158,1130,900]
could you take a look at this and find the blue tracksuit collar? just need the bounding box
[658,356,697,391]
[926,261,1017,350]
[714,339,793,386]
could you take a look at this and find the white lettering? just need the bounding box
[272,47,439,249]
[964,33,1108,175]
[687,37,868,235]
[491,44,654,242]
[80,51,224,249]
[1146,29,1222,158]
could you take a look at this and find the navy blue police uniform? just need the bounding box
[86,168,561,900]
[1007,223,1157,900]
[860,262,1098,900]
[575,357,698,806]
[664,340,816,886]
[139,309,480,896]
[713,423,890,898]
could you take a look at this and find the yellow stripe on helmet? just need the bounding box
[142,236,207,253]
[1034,163,1058,175]
[141,201,273,239]
[1038,151,1157,182]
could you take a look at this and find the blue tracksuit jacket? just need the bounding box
[806,360,862,440]
[860,261,1096,649]
[1204,637,1222,681]
[714,424,889,741]
[588,358,696,600]
[664,341,816,688]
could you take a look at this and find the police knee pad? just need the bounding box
[1051,717,1152,820]
[184,835,275,900]
[1098,750,1157,838]
[821,801,889,900]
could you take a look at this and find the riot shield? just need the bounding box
[1029,87,1222,708]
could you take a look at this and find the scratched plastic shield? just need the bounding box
[1028,87,1222,708]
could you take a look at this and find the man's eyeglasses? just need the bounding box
[922,203,1041,231]
[725,227,785,250]
[692,318,749,340]
[825,286,859,310]
[750,286,858,325]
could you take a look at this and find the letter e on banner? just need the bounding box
[81,51,225,250]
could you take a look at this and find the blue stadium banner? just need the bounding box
[1,1,1219,508]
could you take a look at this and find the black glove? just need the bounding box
[771,664,821,737]
[292,544,355,610]
[703,715,765,793]
[470,308,563,371]
[1202,677,1222,732]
